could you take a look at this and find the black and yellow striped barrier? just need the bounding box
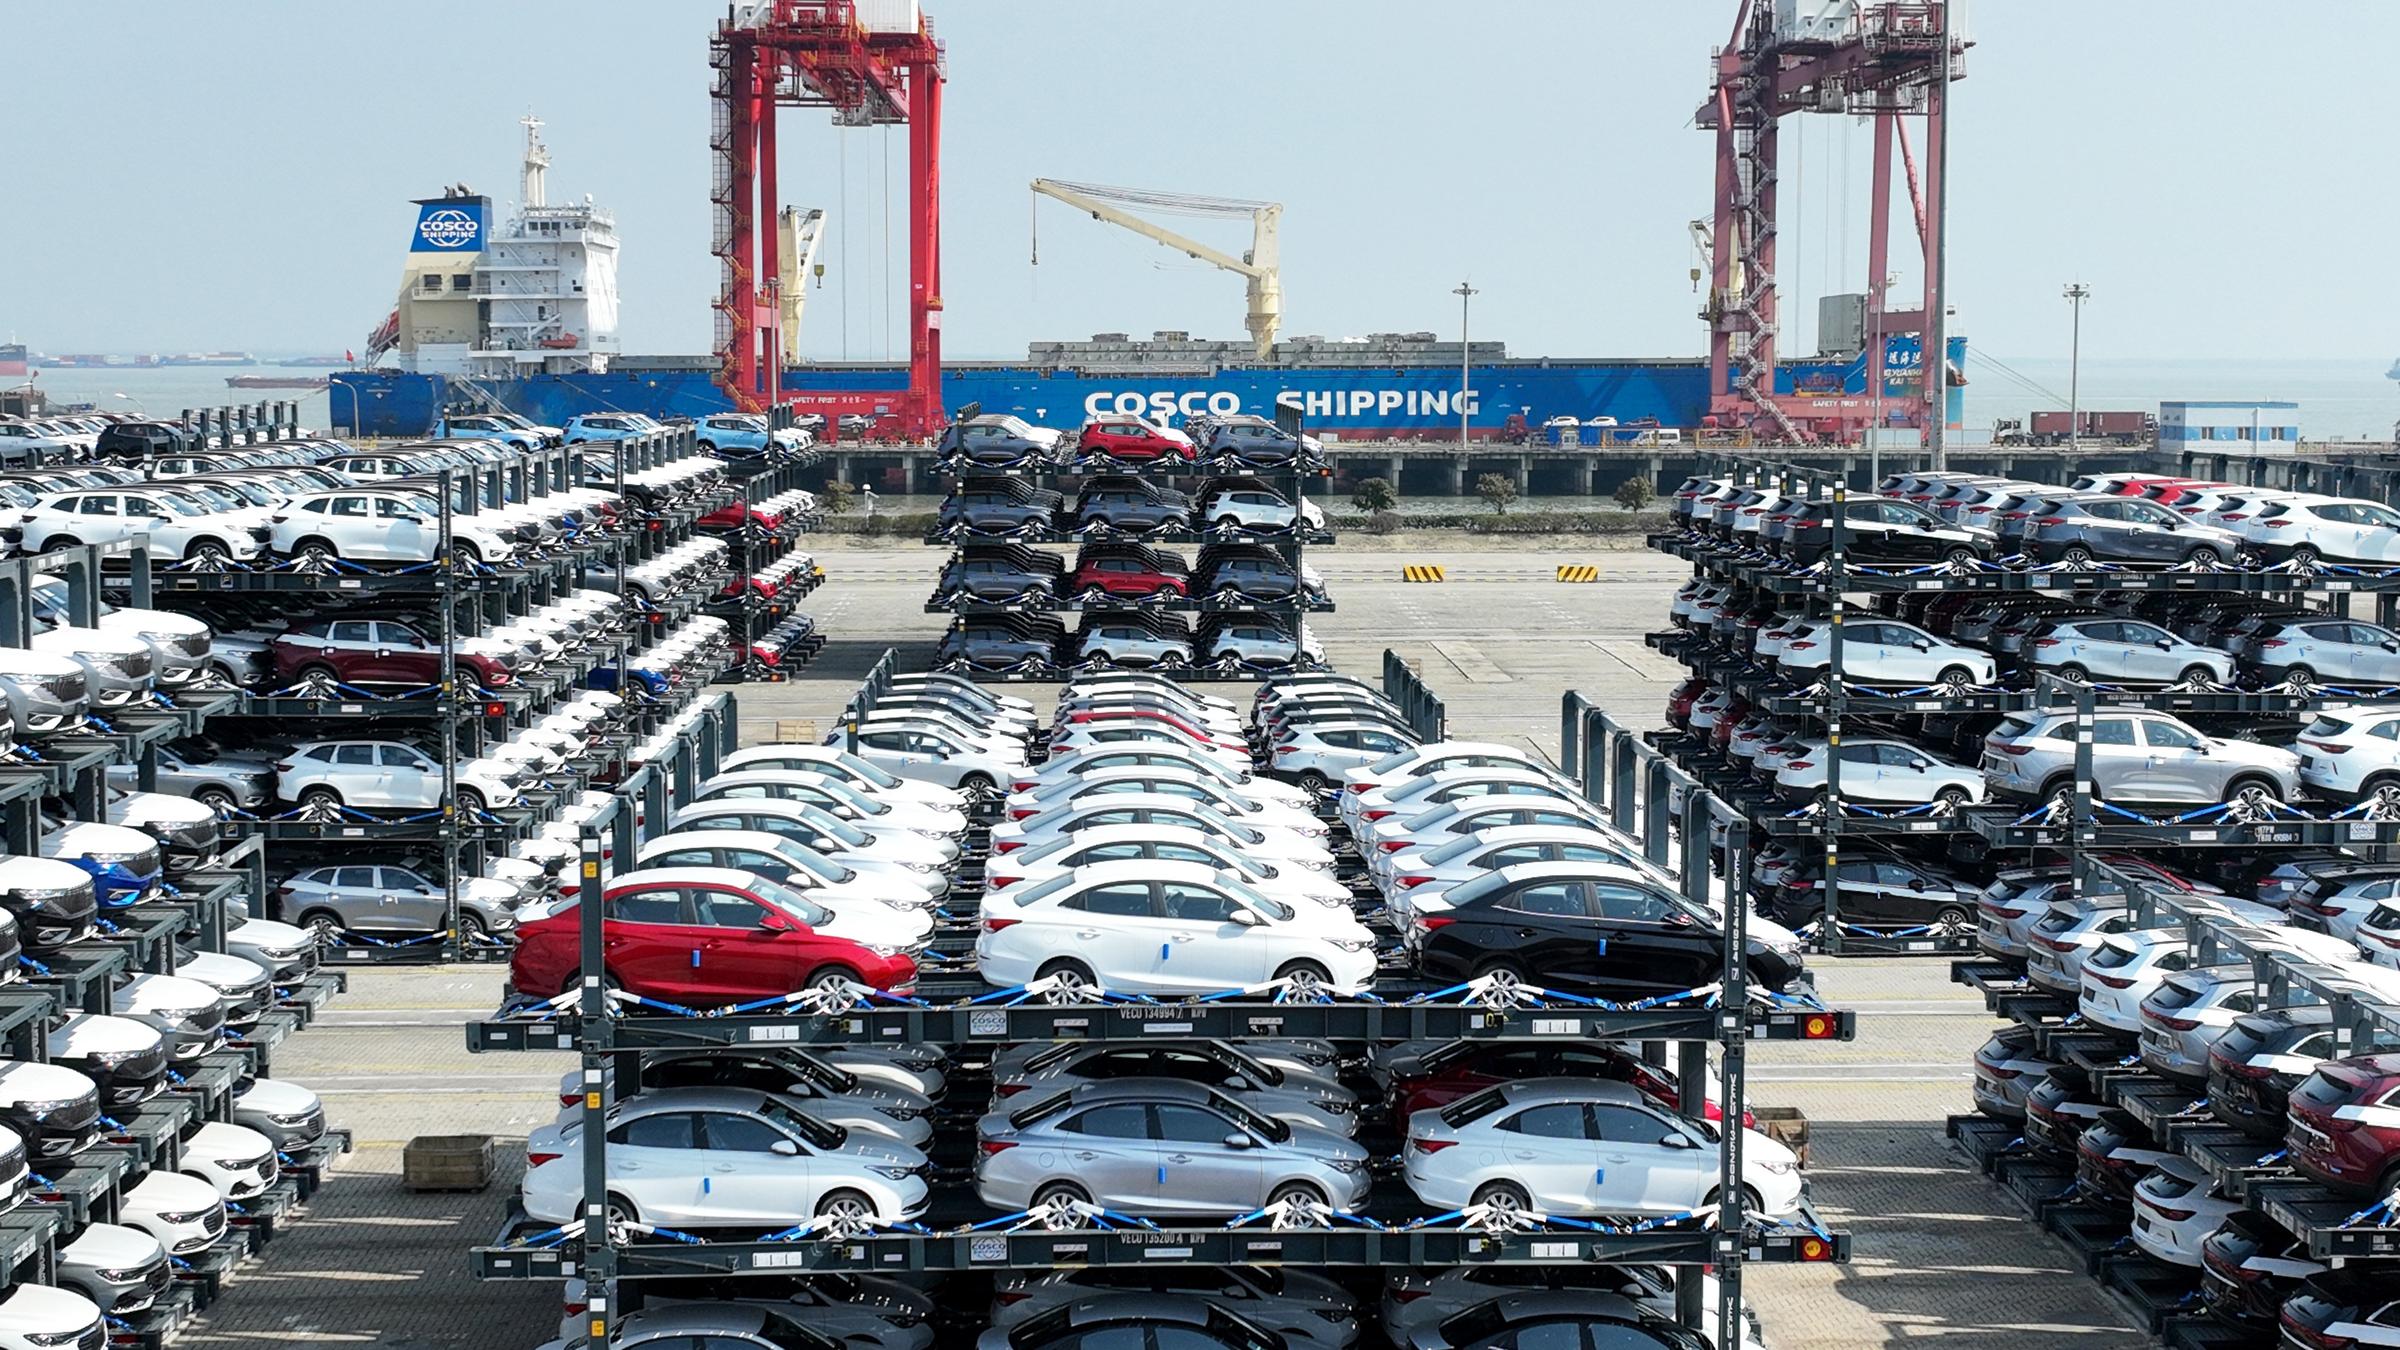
[1401,564,1446,582]
[1557,564,1601,582]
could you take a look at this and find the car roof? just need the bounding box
[1481,1076,1649,1108]
[1486,860,1671,887]
[605,866,762,888]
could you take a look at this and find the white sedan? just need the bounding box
[693,772,966,838]
[521,1088,930,1230]
[717,746,972,811]
[1401,1078,1802,1220]
[988,794,1333,865]
[1001,769,1322,833]
[982,824,1353,910]
[1771,738,1985,808]
[633,828,943,905]
[1044,722,1254,768]
[1337,742,1556,829]
[1376,824,1661,913]
[1008,745,1312,807]
[1347,767,1585,829]
[974,860,1378,996]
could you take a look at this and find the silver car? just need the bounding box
[993,1041,1360,1135]
[57,1221,169,1318]
[1980,710,2301,807]
[974,1079,1371,1217]
[275,864,520,940]
[2027,618,2234,686]
[2245,616,2400,688]
[105,746,273,816]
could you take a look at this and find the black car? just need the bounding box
[1776,497,1995,567]
[939,483,1065,537]
[2207,1008,2344,1137]
[1405,863,1799,998]
[2021,1074,2103,1156]
[2071,1110,2156,1207]
[935,414,1064,470]
[936,549,1064,605]
[2199,1210,2324,1325]
[1201,415,1319,468]
[1764,851,1979,931]
[1075,479,1191,535]
[2279,1271,2397,1348]
[1194,547,1308,602]
[935,616,1064,673]
[94,421,192,463]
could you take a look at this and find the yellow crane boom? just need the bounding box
[1030,178,1283,360]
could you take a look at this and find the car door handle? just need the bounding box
[1072,1151,1098,1161]
[1171,933,1197,942]
[1074,930,1100,940]
[1167,1153,1194,1163]
[619,1160,640,1171]
[1514,928,1537,938]
[1510,1150,1537,1160]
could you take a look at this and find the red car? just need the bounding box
[2286,1052,2400,1196]
[1380,1040,1746,1128]
[1076,416,1196,463]
[272,616,512,689]
[507,867,916,1004]
[696,502,788,534]
[1665,678,1707,729]
[1067,553,1188,599]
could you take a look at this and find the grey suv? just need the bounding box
[2024,497,2244,568]
[1981,710,2301,808]
[1075,481,1191,535]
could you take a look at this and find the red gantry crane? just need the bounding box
[1697,0,1966,445]
[710,1,945,433]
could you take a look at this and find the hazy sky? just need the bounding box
[2,2,2388,365]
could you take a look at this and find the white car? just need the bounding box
[267,488,521,567]
[1264,722,1420,792]
[178,1121,280,1203]
[2297,706,2400,804]
[974,860,1378,996]
[1044,721,1253,768]
[666,800,960,870]
[537,1081,929,1152]
[2246,495,2400,566]
[1775,617,1996,688]
[111,973,226,1062]
[982,824,1353,910]
[988,795,1333,866]
[1201,485,1326,534]
[16,488,271,564]
[1347,767,1585,832]
[2128,1160,2243,1267]
[1337,742,1556,827]
[2357,900,2400,969]
[2028,617,2235,685]
[720,745,974,810]
[1012,743,1310,807]
[274,738,524,814]
[1002,768,1321,833]
[1374,824,1659,913]
[1400,1078,1802,1219]
[635,828,942,905]
[521,1088,931,1230]
[1771,738,1984,808]
[1363,798,1617,888]
[0,1286,102,1350]
[693,771,965,838]
[118,1169,225,1258]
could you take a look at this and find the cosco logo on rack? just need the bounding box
[1083,391,1247,418]
[418,209,482,249]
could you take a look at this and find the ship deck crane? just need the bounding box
[1030,179,1282,361]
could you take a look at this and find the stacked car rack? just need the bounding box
[700,418,829,683]
[460,659,1854,1350]
[923,433,1335,681]
[0,539,352,1348]
[1643,455,2400,957]
[1948,853,2400,1349]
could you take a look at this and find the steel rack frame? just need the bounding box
[468,666,1849,1350]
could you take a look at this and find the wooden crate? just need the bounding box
[1752,1106,1810,1168]
[774,719,819,743]
[402,1135,496,1192]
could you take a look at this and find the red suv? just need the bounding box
[1068,551,1189,600]
[2287,1052,2400,1196]
[697,501,785,533]
[508,867,916,1004]
[273,617,512,689]
[1665,678,1707,729]
[1075,417,1195,463]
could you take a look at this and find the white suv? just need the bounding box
[17,489,271,565]
[1201,486,1326,535]
[274,738,525,814]
[267,490,521,568]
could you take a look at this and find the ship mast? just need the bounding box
[520,112,549,210]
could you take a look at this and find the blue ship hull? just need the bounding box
[333,340,1963,440]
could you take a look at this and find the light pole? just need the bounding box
[2063,282,2091,456]
[1453,281,1478,456]
[110,392,146,416]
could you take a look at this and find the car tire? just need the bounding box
[1268,1181,1328,1208]
[293,537,339,568]
[696,441,716,453]
[956,772,995,797]
[814,1188,877,1224]
[1034,958,1098,996]
[1943,545,1978,565]
[453,542,484,568]
[2363,775,2400,816]
[1274,959,1333,990]
[456,912,488,942]
[2222,776,2284,810]
[1295,770,1328,795]
[1705,1184,1769,1215]
[2177,664,2217,686]
[1936,665,1976,690]
[2292,543,2322,566]
[2283,665,2317,691]
[2060,544,2095,567]
[193,787,238,816]
[297,909,344,941]
[804,965,861,993]
[604,1193,640,1228]
[41,535,80,553]
[1031,1181,1090,1209]
[186,538,231,565]
[2183,546,2227,570]
[455,788,488,815]
[2054,663,2089,684]
[1471,958,1531,995]
[1471,1180,1532,1216]
[1933,905,1972,934]
[294,663,340,685]
[1934,786,1972,811]
[296,786,343,812]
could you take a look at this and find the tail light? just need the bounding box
[2034,516,2066,526]
[2149,1013,2202,1031]
[2260,639,2288,648]
[1392,1289,1430,1304]
[1981,1064,2023,1080]
[1362,809,1394,821]
[996,840,1024,854]
[1413,916,1455,932]
[1785,760,1815,770]
[996,1291,1031,1305]
[273,762,294,773]
[526,1151,561,1167]
[978,1139,1016,1156]
[1010,808,1036,820]
[986,876,1020,889]
[1010,780,1035,792]
[2219,513,2247,522]
[994,1082,1028,1097]
[982,918,1018,932]
[1349,782,1376,794]
[1379,840,1411,853]
[2262,520,2290,528]
[1410,1138,1455,1154]
[2302,740,2348,753]
[1785,641,1817,650]
[1396,876,1435,889]
[2090,972,2136,989]
[1997,744,2035,756]
[2034,639,2062,648]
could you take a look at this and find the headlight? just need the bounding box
[28,1328,93,1347]
[96,1264,152,1282]
[88,1047,152,1069]
[1317,1098,1354,1114]
[879,1106,924,1121]
[870,1165,917,1180]
[1754,1158,1798,1176]
[81,852,141,867]
[1330,938,1375,953]
[865,945,901,958]
[903,861,935,873]
[1325,1158,1365,1174]
[156,1207,213,1225]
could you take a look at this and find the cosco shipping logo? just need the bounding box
[419,208,481,249]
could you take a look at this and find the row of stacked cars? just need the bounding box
[500,668,1817,1350]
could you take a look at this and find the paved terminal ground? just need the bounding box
[182,543,2150,1349]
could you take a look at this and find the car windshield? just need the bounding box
[829,750,902,788]
[1217,876,1293,922]
[149,494,204,516]
[746,876,832,927]
[1438,1087,1511,1128]
[773,843,853,885]
[1209,1090,1290,1143]
[757,1098,845,1149]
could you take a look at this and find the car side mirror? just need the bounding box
[2156,639,2173,649]
[770,1139,800,1157]
[1223,1132,1255,1150]
[1912,640,1933,651]
[1660,1133,1697,1149]
[1228,909,1260,927]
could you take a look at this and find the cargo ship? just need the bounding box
[0,344,23,379]
[226,374,330,391]
[336,124,1964,441]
